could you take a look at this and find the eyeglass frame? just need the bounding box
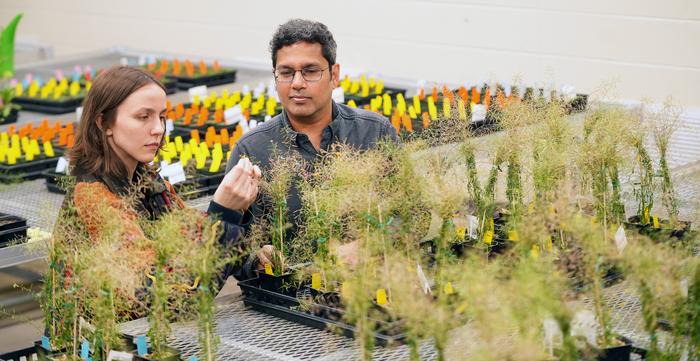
[272,66,330,83]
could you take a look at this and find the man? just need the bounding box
[225,19,399,277]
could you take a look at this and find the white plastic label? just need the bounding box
[267,80,279,101]
[543,318,563,356]
[264,115,272,122]
[224,105,244,125]
[76,106,84,122]
[160,162,186,185]
[120,57,129,66]
[165,119,174,136]
[249,119,258,130]
[332,87,345,104]
[188,85,208,102]
[107,350,135,361]
[560,84,576,101]
[416,261,432,295]
[253,82,265,98]
[137,55,146,66]
[571,310,598,347]
[680,278,689,298]
[242,84,250,94]
[467,215,479,240]
[55,157,68,174]
[614,225,627,254]
[471,104,486,123]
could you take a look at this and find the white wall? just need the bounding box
[1,0,699,107]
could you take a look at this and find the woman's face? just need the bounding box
[106,83,166,173]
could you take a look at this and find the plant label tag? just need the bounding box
[680,278,689,298]
[471,104,486,123]
[188,85,208,102]
[167,162,187,185]
[543,318,563,356]
[55,156,68,173]
[332,86,345,104]
[81,340,90,359]
[188,357,198,361]
[614,225,627,254]
[242,84,250,94]
[264,263,273,275]
[416,261,432,295]
[76,106,84,122]
[253,82,265,98]
[136,335,148,356]
[165,119,174,136]
[467,215,479,240]
[311,272,322,290]
[571,310,598,347]
[138,55,146,66]
[249,119,258,130]
[107,351,134,361]
[443,282,455,295]
[560,84,576,101]
[265,115,272,122]
[41,336,51,350]
[224,105,244,125]
[652,215,660,229]
[376,288,388,305]
[120,57,129,66]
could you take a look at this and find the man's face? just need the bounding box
[274,42,339,123]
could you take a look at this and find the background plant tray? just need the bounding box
[239,277,406,346]
[0,107,20,125]
[0,345,37,361]
[42,169,70,194]
[168,69,237,89]
[0,213,28,248]
[344,86,408,106]
[0,153,63,183]
[14,96,84,114]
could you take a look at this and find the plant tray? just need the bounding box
[42,169,71,194]
[0,214,29,248]
[239,277,407,346]
[0,153,63,183]
[0,345,38,361]
[344,86,407,106]
[168,69,237,90]
[14,96,84,114]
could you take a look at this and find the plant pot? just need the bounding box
[33,340,66,361]
[41,169,71,194]
[133,345,181,361]
[596,337,632,361]
[0,107,20,124]
[258,272,296,296]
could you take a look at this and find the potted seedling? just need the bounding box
[0,87,20,124]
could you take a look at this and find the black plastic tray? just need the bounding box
[0,213,28,248]
[0,153,63,183]
[239,277,406,346]
[14,96,84,114]
[168,69,237,90]
[0,345,37,361]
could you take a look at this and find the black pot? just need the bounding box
[0,213,28,248]
[597,337,632,361]
[132,346,181,361]
[0,107,20,124]
[258,272,296,296]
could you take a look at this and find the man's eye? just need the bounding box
[303,68,321,74]
[279,70,294,77]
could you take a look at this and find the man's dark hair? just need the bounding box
[270,19,337,68]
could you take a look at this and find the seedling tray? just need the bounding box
[0,152,63,183]
[168,69,237,89]
[14,96,84,114]
[42,169,71,194]
[344,86,407,106]
[239,277,406,346]
[0,345,38,361]
[0,213,28,248]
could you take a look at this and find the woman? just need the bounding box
[62,65,261,288]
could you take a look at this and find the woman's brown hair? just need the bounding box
[69,66,166,181]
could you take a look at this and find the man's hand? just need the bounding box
[255,245,285,272]
[213,158,261,212]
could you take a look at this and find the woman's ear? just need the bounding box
[97,114,113,136]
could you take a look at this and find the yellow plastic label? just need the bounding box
[311,272,321,290]
[208,156,221,173]
[508,230,519,241]
[382,94,392,116]
[483,230,494,245]
[442,98,451,118]
[264,263,273,275]
[530,245,540,259]
[455,227,466,241]
[643,207,650,224]
[652,215,660,229]
[428,97,437,121]
[375,80,384,94]
[14,83,22,97]
[43,141,54,157]
[376,288,388,305]
[174,136,184,153]
[347,99,357,108]
[412,95,421,114]
[444,282,454,295]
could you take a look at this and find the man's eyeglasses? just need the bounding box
[273,67,328,83]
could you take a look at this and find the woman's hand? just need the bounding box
[213,158,261,212]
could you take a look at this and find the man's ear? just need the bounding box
[331,63,340,88]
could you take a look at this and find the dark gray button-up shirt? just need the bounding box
[224,100,399,231]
